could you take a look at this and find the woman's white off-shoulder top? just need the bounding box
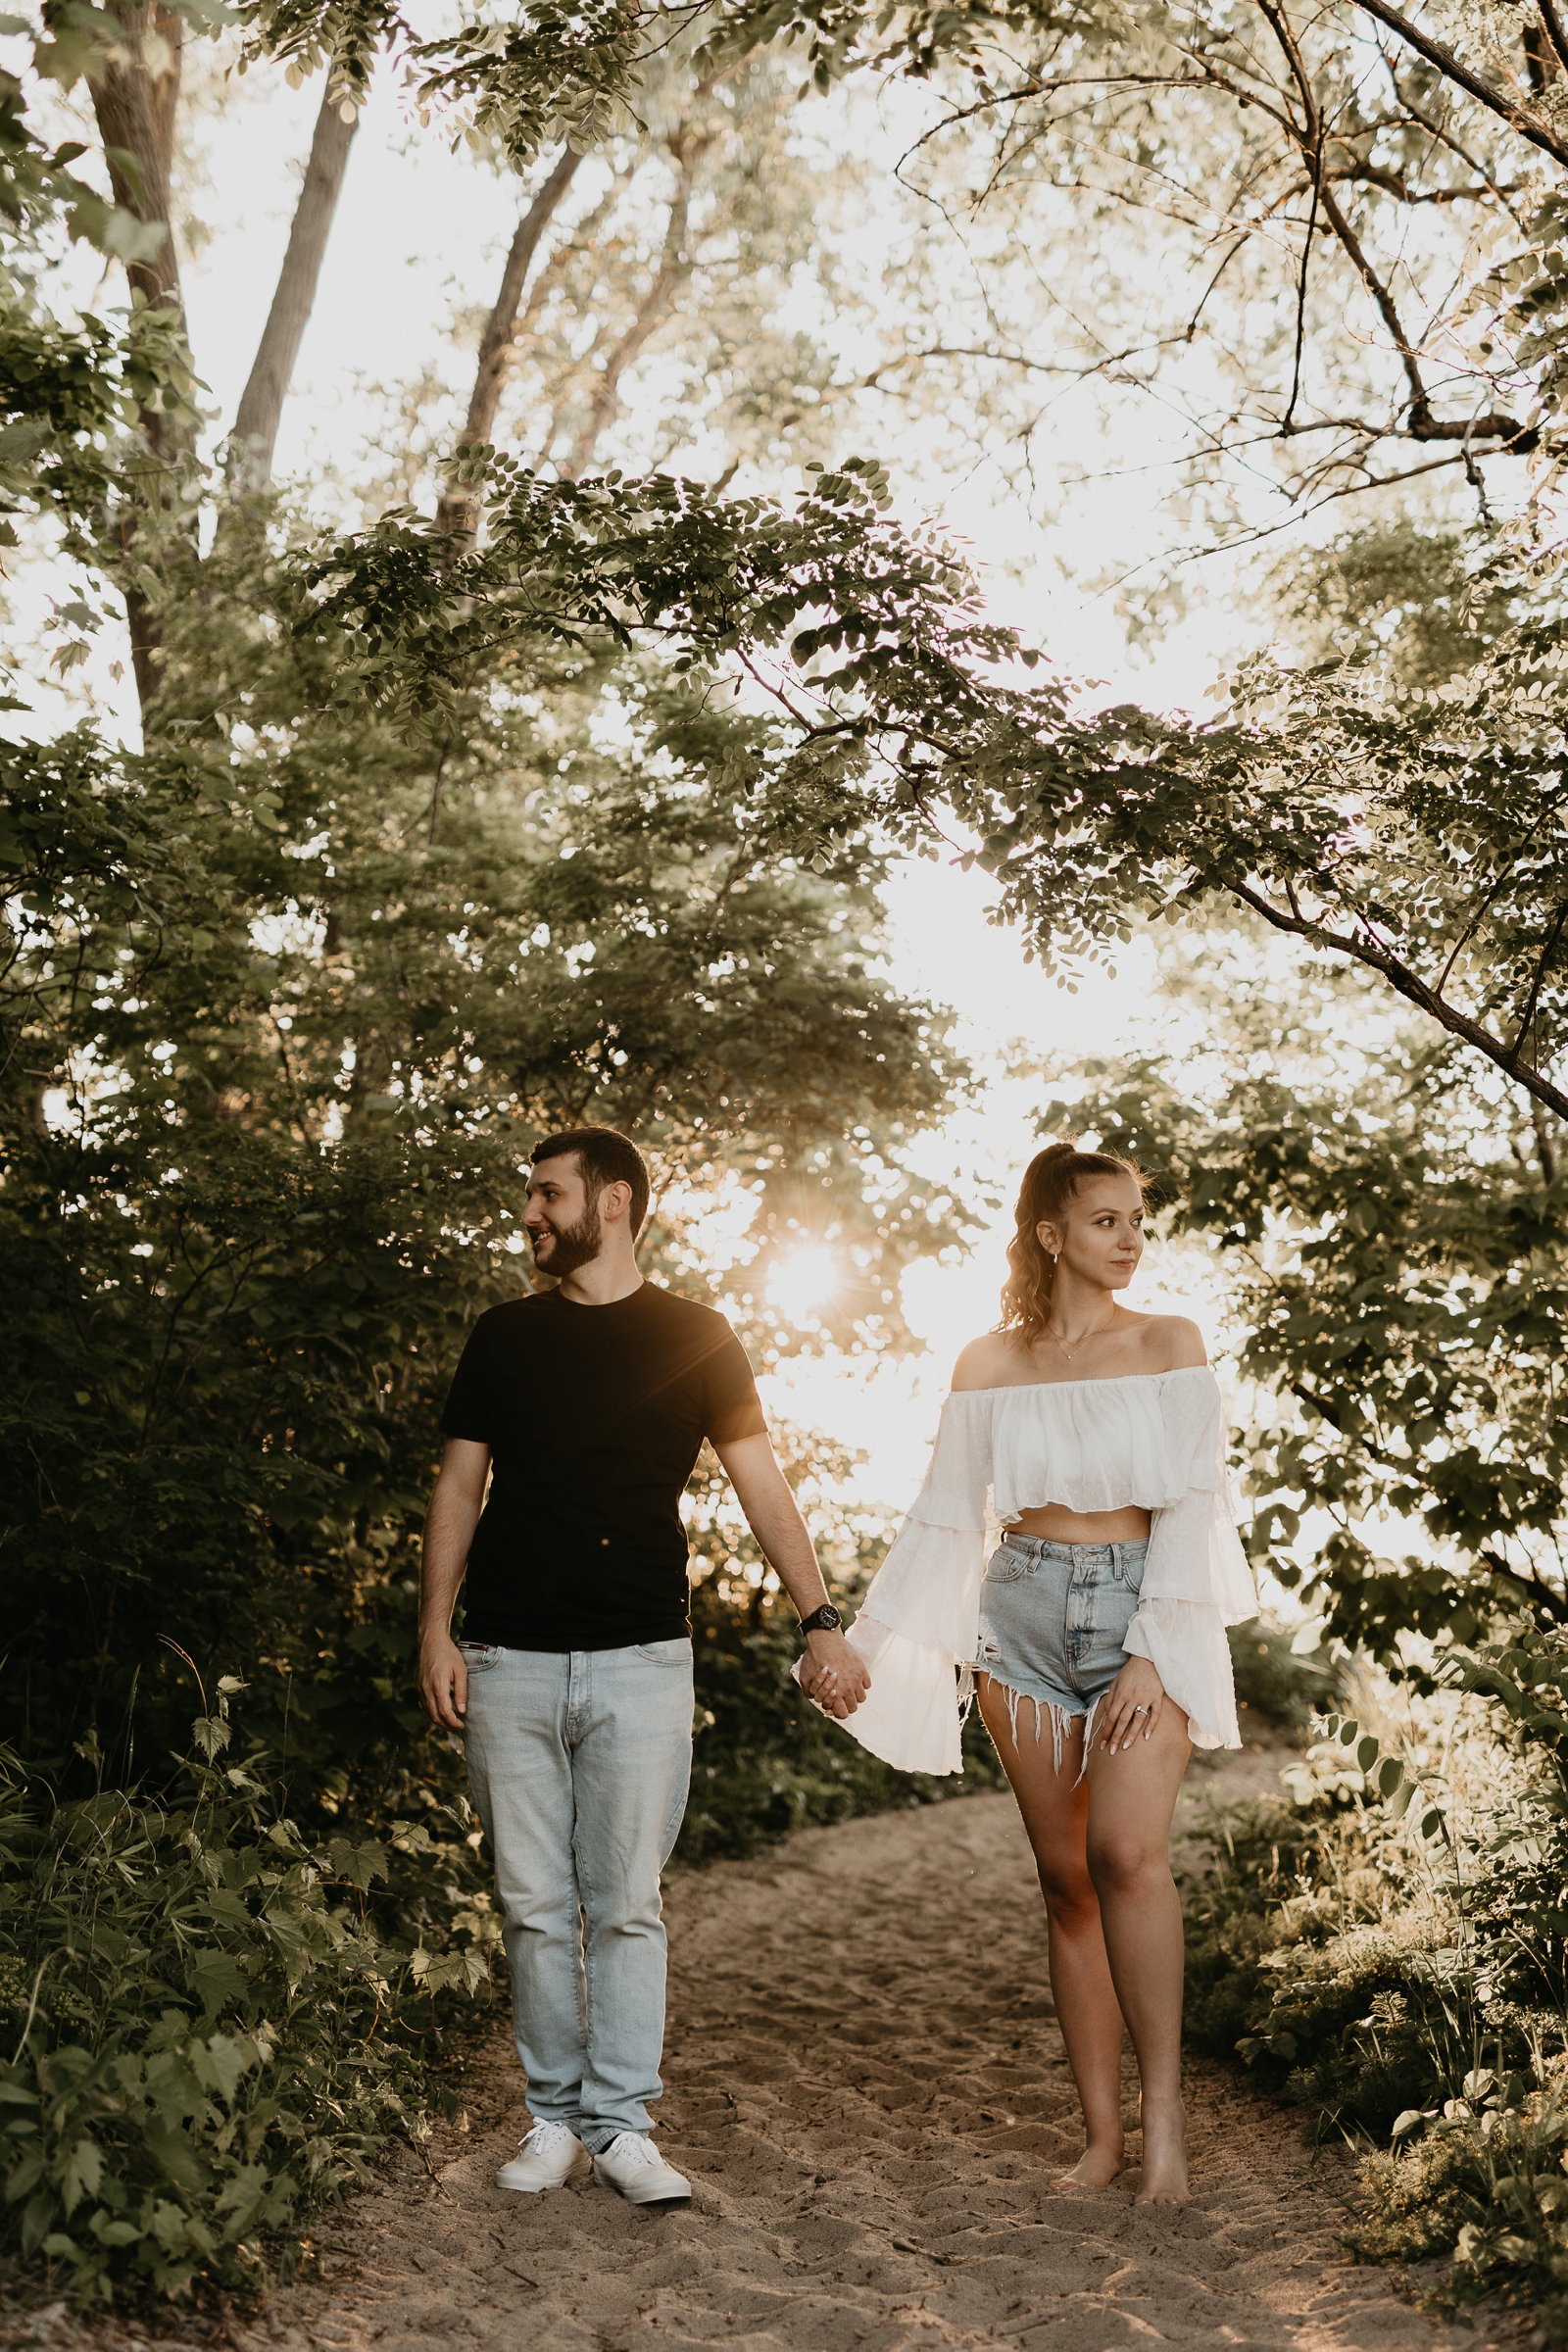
[820,1366,1254,1777]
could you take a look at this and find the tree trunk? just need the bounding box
[230,86,360,488]
[90,1,184,319]
[88,1,187,718]
[433,146,583,542]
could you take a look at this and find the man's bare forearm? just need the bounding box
[417,1439,491,1729]
[711,1432,870,1717]
[733,1479,830,1619]
[420,1475,481,1642]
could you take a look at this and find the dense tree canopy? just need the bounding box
[4,0,1567,1735]
[1,2,980,1788]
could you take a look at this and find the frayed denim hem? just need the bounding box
[973,1666,1105,1784]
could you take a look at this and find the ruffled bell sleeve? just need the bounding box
[802,1367,1253,1777]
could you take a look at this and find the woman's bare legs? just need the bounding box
[979,1676,1193,2202]
[1083,1703,1193,2202]
[977,1678,1125,2186]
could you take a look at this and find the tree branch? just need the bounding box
[1352,0,1568,171]
[1283,97,1322,432]
[1510,894,1568,1068]
[230,83,359,490]
[1257,0,1434,425]
[1380,61,1526,211]
[1537,0,1568,81]
[433,144,583,541]
[1213,868,1568,1118]
[1329,162,1519,203]
[559,167,695,478]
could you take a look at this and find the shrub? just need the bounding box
[1353,2060,1568,2334]
[1226,1619,1346,1733]
[1181,1629,1568,2339]
[0,1681,496,2304]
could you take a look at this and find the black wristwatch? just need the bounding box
[799,1602,843,1637]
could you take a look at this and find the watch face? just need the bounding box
[812,1604,842,1631]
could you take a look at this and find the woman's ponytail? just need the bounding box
[998,1141,1148,1344]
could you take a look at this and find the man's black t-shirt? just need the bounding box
[439,1283,767,1650]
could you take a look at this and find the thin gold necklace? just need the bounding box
[1046,1314,1116,1364]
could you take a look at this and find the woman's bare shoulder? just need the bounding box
[951,1331,1029,1392]
[1130,1313,1208,1373]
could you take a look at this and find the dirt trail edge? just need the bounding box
[220,1760,1506,2352]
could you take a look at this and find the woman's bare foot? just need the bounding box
[1133,2093,1189,2205]
[1048,2138,1125,2193]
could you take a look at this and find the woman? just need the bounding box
[801,1143,1253,2205]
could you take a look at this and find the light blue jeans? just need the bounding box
[461,1639,694,2152]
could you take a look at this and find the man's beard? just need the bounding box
[530,1199,603,1276]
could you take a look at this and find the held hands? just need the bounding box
[1099,1655,1167,1752]
[800,1628,871,1720]
[418,1635,469,1731]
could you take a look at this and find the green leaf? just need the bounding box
[189,1951,248,2015]
[140,2125,209,2195]
[60,2135,101,2217]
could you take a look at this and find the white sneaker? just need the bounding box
[591,2131,692,2205]
[495,2121,589,2193]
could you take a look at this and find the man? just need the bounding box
[417,1125,870,2206]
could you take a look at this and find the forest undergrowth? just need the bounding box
[0,1591,1310,2313]
[0,1552,1008,2314]
[1182,1627,1568,2338]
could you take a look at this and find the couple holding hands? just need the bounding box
[417,1126,1251,2210]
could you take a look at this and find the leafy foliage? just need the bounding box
[1226,1620,1345,1736]
[961,635,1568,1119]
[294,452,1033,744]
[1183,1628,1568,2337]
[233,0,647,158]
[0,296,200,548]
[1256,520,1522,693]
[0,1681,496,2302]
[295,447,1568,1125]
[1053,978,1566,1656]
[1355,2078,1568,2341]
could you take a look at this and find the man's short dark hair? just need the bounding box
[531,1127,651,1239]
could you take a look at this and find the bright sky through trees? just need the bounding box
[12,15,1522,1548]
[3,30,1241,1513]
[8,35,1245,744]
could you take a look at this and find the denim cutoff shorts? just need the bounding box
[976,1531,1149,1769]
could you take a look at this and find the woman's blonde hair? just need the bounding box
[998,1141,1150,1344]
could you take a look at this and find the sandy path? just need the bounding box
[196,1754,1511,2352]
